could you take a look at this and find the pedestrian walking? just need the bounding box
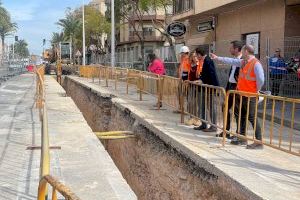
[147,53,166,76]
[216,41,243,139]
[194,47,220,132]
[269,48,286,96]
[211,44,264,149]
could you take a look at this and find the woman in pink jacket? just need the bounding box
[147,53,166,75]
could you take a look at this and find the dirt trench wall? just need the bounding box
[63,77,260,200]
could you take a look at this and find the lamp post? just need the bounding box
[111,0,115,68]
[82,0,86,65]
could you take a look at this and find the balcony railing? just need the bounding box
[173,0,194,15]
[128,31,164,42]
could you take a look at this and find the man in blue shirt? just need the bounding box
[269,48,287,96]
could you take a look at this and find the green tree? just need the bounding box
[111,0,172,68]
[146,0,176,61]
[57,9,81,63]
[0,2,17,60]
[51,32,64,45]
[51,32,64,62]
[14,39,29,58]
[84,5,110,51]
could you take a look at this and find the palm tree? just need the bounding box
[0,4,17,61]
[51,32,64,61]
[57,12,81,63]
[51,32,64,45]
[14,39,29,58]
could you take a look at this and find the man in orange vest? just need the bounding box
[210,45,264,149]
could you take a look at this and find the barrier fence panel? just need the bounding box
[114,67,129,90]
[138,72,162,106]
[183,81,226,129]
[161,76,181,110]
[126,69,142,94]
[223,90,300,156]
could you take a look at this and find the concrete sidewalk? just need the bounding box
[69,76,300,200]
[0,74,136,200]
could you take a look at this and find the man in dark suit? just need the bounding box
[216,41,243,138]
[194,47,220,132]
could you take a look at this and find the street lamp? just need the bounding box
[82,0,86,65]
[111,0,115,68]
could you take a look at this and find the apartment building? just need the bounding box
[172,0,300,60]
[115,6,173,66]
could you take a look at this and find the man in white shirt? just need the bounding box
[211,45,264,149]
[216,41,243,139]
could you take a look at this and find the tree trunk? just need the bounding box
[1,35,5,64]
[168,37,177,62]
[140,40,145,71]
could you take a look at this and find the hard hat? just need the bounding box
[180,46,190,53]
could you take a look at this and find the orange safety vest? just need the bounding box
[237,58,259,93]
[180,56,190,73]
[197,60,203,77]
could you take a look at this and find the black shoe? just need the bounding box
[230,136,247,145]
[203,126,217,132]
[194,125,207,130]
[246,143,263,149]
[153,102,162,108]
[216,132,232,139]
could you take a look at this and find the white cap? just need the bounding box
[180,46,190,53]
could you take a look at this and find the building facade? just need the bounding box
[172,0,300,61]
[114,7,172,68]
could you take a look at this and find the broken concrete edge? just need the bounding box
[65,76,263,200]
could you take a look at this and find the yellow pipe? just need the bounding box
[98,135,136,140]
[94,131,133,136]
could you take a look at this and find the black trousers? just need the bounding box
[270,73,283,96]
[201,91,216,127]
[225,82,237,131]
[234,95,262,140]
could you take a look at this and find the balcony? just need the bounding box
[128,14,165,22]
[172,0,195,21]
[128,31,164,43]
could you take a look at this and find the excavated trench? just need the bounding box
[63,77,255,200]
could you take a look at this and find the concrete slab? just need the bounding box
[67,76,300,200]
[0,74,40,200]
[44,76,136,200]
[0,74,136,200]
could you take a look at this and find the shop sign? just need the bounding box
[197,21,214,33]
[167,22,186,37]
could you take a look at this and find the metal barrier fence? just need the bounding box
[183,81,226,129]
[161,76,181,110]
[223,90,300,156]
[35,65,80,200]
[78,66,300,156]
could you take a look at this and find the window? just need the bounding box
[142,27,153,36]
[243,32,260,58]
[173,0,194,14]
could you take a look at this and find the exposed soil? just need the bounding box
[63,77,258,200]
